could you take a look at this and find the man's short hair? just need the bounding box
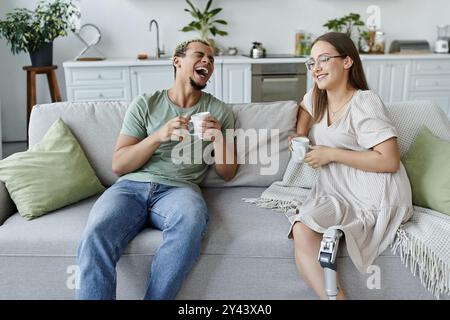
[173,38,211,59]
[172,39,212,78]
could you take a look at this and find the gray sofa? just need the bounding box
[0,98,448,300]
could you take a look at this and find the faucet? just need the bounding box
[149,19,163,59]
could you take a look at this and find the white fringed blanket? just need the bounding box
[392,206,450,299]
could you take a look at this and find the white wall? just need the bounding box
[1,0,449,141]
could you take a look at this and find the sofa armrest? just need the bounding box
[0,181,16,225]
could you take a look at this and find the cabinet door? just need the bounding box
[67,86,130,102]
[204,64,222,100]
[363,60,410,103]
[383,61,410,103]
[363,61,383,97]
[65,67,129,86]
[222,64,251,103]
[131,66,174,97]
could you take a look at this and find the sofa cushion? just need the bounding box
[201,101,299,187]
[0,119,105,220]
[0,186,393,260]
[29,101,129,187]
[403,126,450,215]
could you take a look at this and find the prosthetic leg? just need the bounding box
[318,228,343,300]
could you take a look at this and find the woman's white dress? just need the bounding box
[289,90,413,273]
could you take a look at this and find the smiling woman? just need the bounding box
[286,32,414,301]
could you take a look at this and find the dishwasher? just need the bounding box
[251,63,308,103]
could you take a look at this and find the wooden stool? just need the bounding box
[23,65,62,128]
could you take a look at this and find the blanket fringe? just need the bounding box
[242,197,298,214]
[392,228,450,299]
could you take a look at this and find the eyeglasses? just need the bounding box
[304,55,346,71]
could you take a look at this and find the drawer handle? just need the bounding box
[436,66,442,70]
[99,93,104,98]
[435,81,440,86]
[97,74,102,79]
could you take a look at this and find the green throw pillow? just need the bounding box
[403,126,450,215]
[0,118,105,220]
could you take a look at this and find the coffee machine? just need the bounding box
[435,25,450,54]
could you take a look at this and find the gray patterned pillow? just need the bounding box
[201,101,299,187]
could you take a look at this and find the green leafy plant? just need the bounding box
[323,13,366,38]
[180,0,228,40]
[324,13,368,53]
[0,0,79,55]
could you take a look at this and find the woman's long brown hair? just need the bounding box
[311,32,369,123]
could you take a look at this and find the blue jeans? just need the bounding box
[76,180,209,300]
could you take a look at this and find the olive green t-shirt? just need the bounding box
[119,90,235,192]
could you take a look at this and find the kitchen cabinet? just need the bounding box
[362,57,450,118]
[130,64,223,99]
[130,65,174,97]
[65,66,131,102]
[205,64,223,100]
[408,59,450,117]
[362,59,410,103]
[222,64,251,103]
[64,60,248,103]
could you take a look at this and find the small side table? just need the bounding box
[23,65,62,128]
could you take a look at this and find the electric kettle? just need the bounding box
[250,42,266,58]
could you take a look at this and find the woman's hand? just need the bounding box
[304,145,335,169]
[288,134,300,151]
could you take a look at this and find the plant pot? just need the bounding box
[29,42,53,67]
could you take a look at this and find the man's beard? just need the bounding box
[189,77,207,91]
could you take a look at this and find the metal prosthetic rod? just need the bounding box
[318,228,343,300]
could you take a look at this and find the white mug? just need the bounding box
[189,111,211,139]
[291,136,310,163]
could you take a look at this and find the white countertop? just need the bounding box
[63,56,254,67]
[63,53,450,68]
[360,53,450,60]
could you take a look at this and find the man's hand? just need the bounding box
[304,145,335,169]
[200,115,223,142]
[156,115,190,143]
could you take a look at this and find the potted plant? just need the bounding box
[323,13,367,52]
[0,0,79,67]
[180,0,228,52]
